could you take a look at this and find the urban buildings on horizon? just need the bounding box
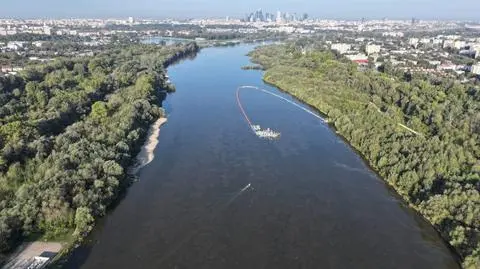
[242,9,309,23]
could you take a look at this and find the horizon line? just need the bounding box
[0,16,479,22]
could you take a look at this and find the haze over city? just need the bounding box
[2,0,480,20]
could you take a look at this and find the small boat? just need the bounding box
[241,183,252,192]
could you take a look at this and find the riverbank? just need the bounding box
[131,117,168,174]
[261,76,464,265]
[248,45,478,268]
[46,115,170,268]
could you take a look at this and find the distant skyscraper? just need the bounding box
[276,11,282,23]
[243,9,307,23]
[253,9,264,22]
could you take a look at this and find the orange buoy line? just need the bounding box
[236,86,253,128]
[236,86,280,139]
[236,86,326,139]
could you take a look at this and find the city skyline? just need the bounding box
[1,0,480,20]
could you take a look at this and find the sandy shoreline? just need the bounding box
[131,117,167,174]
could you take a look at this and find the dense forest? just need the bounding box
[0,42,199,261]
[250,44,479,268]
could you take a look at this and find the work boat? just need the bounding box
[250,124,281,140]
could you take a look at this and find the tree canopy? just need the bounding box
[0,42,199,261]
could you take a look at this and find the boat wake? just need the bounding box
[157,183,253,265]
[225,183,253,207]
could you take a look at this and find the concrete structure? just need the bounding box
[408,38,419,48]
[420,38,431,44]
[3,242,62,269]
[32,41,44,48]
[365,44,381,55]
[6,41,23,50]
[472,64,480,75]
[43,26,51,35]
[443,40,455,49]
[382,31,404,38]
[472,45,480,58]
[438,64,457,71]
[432,39,443,46]
[346,53,369,63]
[454,40,466,50]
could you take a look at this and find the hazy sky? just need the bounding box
[2,0,479,20]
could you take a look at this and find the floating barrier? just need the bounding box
[236,86,325,140]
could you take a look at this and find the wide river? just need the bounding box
[64,44,460,269]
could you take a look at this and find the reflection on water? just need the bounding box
[63,45,460,269]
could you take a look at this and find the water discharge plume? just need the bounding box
[236,86,325,140]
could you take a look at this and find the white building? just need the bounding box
[276,11,282,23]
[6,41,23,50]
[420,38,431,44]
[472,64,480,75]
[365,44,381,55]
[346,53,368,62]
[454,40,466,50]
[408,38,419,48]
[331,43,351,54]
[443,40,455,49]
[0,28,17,36]
[471,45,480,58]
[382,32,404,38]
[438,64,457,71]
[32,41,44,48]
[432,39,443,46]
[43,26,51,35]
